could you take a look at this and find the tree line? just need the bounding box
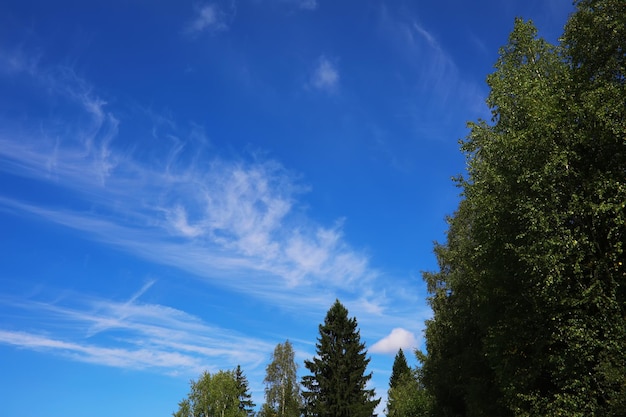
[174,1,625,416]
[173,300,386,417]
[170,300,429,417]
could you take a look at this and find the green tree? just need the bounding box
[464,17,571,416]
[387,374,431,417]
[262,340,302,417]
[173,370,245,417]
[422,1,626,415]
[422,198,508,416]
[235,365,256,417]
[387,349,432,417]
[557,1,626,414]
[302,300,380,417]
[388,349,411,391]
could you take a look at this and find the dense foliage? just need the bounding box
[302,300,380,417]
[421,0,625,416]
[174,369,250,417]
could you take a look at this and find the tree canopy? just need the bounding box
[421,0,626,415]
[173,369,247,417]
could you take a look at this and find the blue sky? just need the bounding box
[0,1,573,416]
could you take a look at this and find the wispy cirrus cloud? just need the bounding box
[0,49,433,390]
[0,48,379,312]
[0,284,272,375]
[376,5,485,122]
[0,330,204,372]
[0,48,432,409]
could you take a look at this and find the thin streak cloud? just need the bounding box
[376,6,485,120]
[0,289,272,374]
[0,330,204,371]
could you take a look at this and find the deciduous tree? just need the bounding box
[262,340,302,417]
[421,0,625,415]
[173,370,245,417]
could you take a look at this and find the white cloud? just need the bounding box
[167,205,204,238]
[370,328,418,354]
[310,56,339,92]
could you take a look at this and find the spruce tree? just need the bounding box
[235,365,256,417]
[302,300,380,417]
[389,349,411,391]
[386,349,412,417]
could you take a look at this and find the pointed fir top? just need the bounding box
[389,348,411,389]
